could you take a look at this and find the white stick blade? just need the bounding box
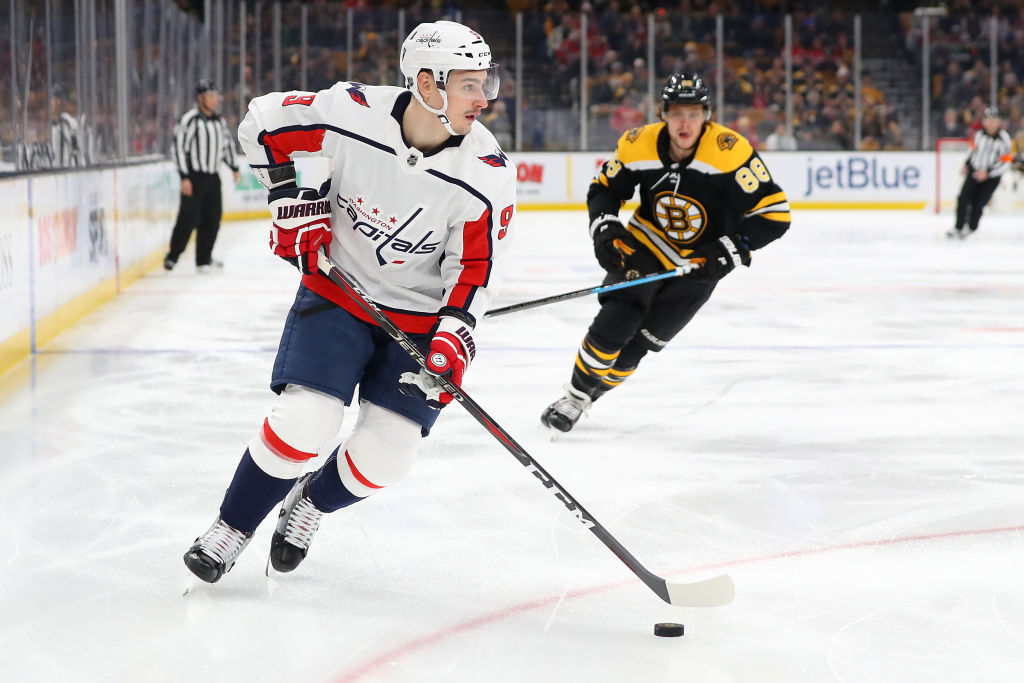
[666,573,735,607]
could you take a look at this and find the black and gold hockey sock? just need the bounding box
[569,335,621,397]
[590,363,638,401]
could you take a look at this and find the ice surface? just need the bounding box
[1,209,1023,682]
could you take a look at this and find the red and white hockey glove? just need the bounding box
[268,185,333,275]
[399,315,476,409]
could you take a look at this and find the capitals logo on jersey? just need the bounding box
[479,149,508,167]
[340,195,439,265]
[346,83,370,108]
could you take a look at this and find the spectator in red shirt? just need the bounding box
[611,94,645,133]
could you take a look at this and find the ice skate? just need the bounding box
[946,226,966,240]
[196,259,224,273]
[269,473,324,573]
[183,517,254,584]
[540,384,592,433]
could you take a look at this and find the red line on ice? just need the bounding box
[336,523,1024,682]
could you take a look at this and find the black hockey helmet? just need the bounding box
[195,78,218,95]
[660,73,712,120]
[982,106,1001,119]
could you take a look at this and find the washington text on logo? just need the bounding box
[803,156,920,197]
[339,195,437,264]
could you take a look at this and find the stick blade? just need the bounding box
[665,573,735,607]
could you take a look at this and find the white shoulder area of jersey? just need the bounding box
[328,81,404,111]
[463,122,517,179]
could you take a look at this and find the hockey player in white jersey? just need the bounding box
[183,20,516,583]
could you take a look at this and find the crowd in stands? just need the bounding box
[903,0,1024,151]
[8,0,1024,170]
[520,1,906,151]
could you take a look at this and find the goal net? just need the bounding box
[935,137,1023,214]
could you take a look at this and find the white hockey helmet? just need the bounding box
[400,21,500,133]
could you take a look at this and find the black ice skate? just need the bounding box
[540,384,593,432]
[269,473,324,573]
[183,517,254,583]
[946,226,967,240]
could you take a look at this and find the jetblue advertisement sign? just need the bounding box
[761,151,932,204]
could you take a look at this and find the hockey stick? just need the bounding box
[315,250,734,608]
[484,263,699,319]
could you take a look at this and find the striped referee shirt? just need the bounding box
[51,112,86,167]
[172,108,239,177]
[966,128,1014,178]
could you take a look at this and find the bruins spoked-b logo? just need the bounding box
[653,192,707,244]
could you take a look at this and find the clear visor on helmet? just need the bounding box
[443,64,501,101]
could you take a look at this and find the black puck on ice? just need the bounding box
[653,622,684,637]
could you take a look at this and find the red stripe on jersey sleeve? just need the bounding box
[446,208,493,311]
[260,127,327,164]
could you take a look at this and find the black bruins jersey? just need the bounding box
[588,121,790,269]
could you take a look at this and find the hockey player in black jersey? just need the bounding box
[541,73,791,432]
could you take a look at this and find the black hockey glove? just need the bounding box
[621,244,665,281]
[590,214,644,273]
[690,234,752,281]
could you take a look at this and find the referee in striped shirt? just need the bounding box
[949,107,1014,240]
[164,79,240,271]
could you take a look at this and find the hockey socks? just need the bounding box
[570,336,619,395]
[219,450,298,533]
[307,448,363,512]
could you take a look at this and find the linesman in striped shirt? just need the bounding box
[164,79,240,271]
[949,107,1014,240]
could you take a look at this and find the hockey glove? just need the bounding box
[690,234,751,281]
[399,316,476,409]
[621,243,665,281]
[591,214,643,273]
[268,184,333,275]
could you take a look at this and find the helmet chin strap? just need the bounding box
[410,82,460,137]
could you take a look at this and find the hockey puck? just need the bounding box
[653,622,684,637]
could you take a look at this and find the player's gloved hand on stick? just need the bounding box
[590,214,643,273]
[689,234,751,281]
[621,244,665,281]
[268,183,333,275]
[399,315,476,409]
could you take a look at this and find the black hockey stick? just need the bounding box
[484,262,699,319]
[315,250,734,607]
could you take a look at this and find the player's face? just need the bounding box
[663,104,706,151]
[444,70,490,135]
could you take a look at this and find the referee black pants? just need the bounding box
[167,172,223,266]
[954,174,1000,233]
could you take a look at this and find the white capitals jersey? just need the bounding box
[238,82,517,334]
